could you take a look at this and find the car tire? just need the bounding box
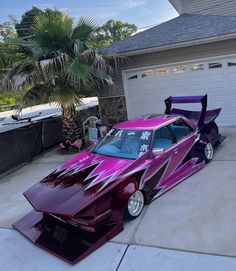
[204,142,214,163]
[124,190,144,220]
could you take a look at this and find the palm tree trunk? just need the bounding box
[61,105,82,151]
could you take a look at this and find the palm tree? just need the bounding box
[1,10,122,151]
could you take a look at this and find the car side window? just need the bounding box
[170,119,193,142]
[153,126,174,150]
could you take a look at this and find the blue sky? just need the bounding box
[0,0,178,28]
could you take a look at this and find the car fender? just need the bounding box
[117,177,138,200]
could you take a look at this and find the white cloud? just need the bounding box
[126,0,146,8]
[69,7,118,20]
[37,3,54,9]
[58,7,69,12]
[69,1,146,21]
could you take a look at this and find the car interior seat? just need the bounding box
[153,127,172,149]
[171,125,188,141]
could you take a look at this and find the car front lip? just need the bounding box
[13,208,123,264]
[50,208,113,231]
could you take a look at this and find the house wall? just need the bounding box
[169,0,183,14]
[169,0,236,15]
[99,38,236,125]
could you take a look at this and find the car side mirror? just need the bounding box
[152,148,165,157]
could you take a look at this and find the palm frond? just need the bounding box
[72,39,89,58]
[93,71,114,87]
[51,84,82,108]
[80,49,117,75]
[66,60,94,85]
[5,37,31,47]
[33,11,73,52]
[35,53,68,80]
[92,52,112,74]
[98,49,127,71]
[1,12,125,110]
[79,49,95,63]
[28,39,50,59]
[1,59,38,89]
[16,83,54,111]
[72,17,99,41]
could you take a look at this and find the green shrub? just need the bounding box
[0,90,24,111]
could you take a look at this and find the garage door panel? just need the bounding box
[143,82,171,89]
[190,86,206,93]
[127,82,140,87]
[172,82,188,89]
[207,88,224,97]
[124,56,236,126]
[155,77,171,82]
[226,73,236,82]
[227,87,236,95]
[208,75,225,83]
[190,78,205,85]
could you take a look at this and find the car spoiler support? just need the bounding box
[165,95,208,128]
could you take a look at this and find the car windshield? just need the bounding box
[93,128,153,159]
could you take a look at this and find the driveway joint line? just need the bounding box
[115,244,129,271]
[123,242,236,259]
[129,206,149,244]
[210,160,234,162]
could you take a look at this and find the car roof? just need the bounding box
[114,114,179,130]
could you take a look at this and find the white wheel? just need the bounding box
[205,142,214,162]
[125,190,144,220]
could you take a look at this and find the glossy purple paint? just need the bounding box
[13,95,224,264]
[165,95,221,129]
[23,150,141,216]
[115,115,176,130]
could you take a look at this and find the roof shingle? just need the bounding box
[104,14,236,54]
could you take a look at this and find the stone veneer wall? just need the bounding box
[98,96,128,126]
[77,105,99,125]
[97,65,128,126]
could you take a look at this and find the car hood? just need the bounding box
[24,150,142,216]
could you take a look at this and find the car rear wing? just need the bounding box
[164,95,221,128]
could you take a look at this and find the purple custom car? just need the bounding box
[13,95,224,264]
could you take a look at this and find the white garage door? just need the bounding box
[123,56,236,126]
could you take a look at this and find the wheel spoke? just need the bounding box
[128,190,144,217]
[205,143,214,160]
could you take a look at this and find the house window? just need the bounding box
[208,63,222,69]
[228,62,236,67]
[142,70,153,78]
[156,67,169,76]
[173,65,186,74]
[128,74,138,80]
[191,63,204,71]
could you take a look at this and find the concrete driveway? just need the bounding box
[0,127,236,270]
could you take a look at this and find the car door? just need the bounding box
[151,118,197,195]
[140,118,197,200]
[164,118,196,181]
[140,124,176,193]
